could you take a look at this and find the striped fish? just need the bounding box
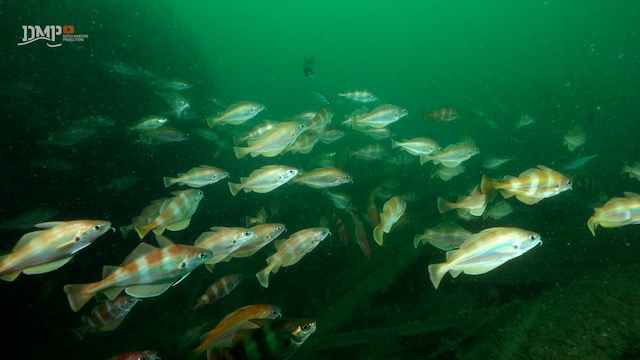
[481,165,572,205]
[425,107,460,122]
[192,274,243,312]
[373,196,406,246]
[224,223,287,260]
[206,101,265,127]
[0,220,111,282]
[587,192,640,236]
[351,104,408,129]
[208,318,316,360]
[337,90,378,103]
[63,234,212,312]
[134,189,204,239]
[72,295,141,339]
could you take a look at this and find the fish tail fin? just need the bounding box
[256,267,271,288]
[480,174,498,193]
[587,217,597,236]
[419,154,433,165]
[413,234,423,248]
[391,139,399,149]
[428,263,447,289]
[373,224,384,246]
[233,146,248,159]
[228,182,242,196]
[134,224,151,239]
[437,197,454,213]
[119,225,133,239]
[163,177,176,188]
[64,283,94,312]
[206,116,218,128]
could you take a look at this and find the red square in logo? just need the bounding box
[63,25,74,34]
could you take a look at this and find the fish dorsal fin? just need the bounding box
[102,265,120,279]
[155,234,175,247]
[23,257,73,274]
[123,242,157,264]
[125,283,173,298]
[13,230,45,251]
[623,192,640,198]
[519,167,541,177]
[34,221,66,229]
[537,164,553,172]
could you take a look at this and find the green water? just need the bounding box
[2,1,640,359]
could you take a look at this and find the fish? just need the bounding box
[428,227,542,289]
[346,206,371,258]
[413,221,472,250]
[224,223,287,260]
[431,164,465,181]
[120,199,166,239]
[437,186,491,217]
[310,90,331,105]
[480,165,572,205]
[256,227,331,288]
[303,56,314,78]
[0,207,59,230]
[192,274,243,311]
[587,192,640,236]
[319,128,346,144]
[233,121,279,145]
[228,165,299,196]
[349,143,389,161]
[0,220,112,282]
[152,79,192,91]
[194,227,255,268]
[515,113,536,128]
[233,121,307,159]
[337,90,378,103]
[63,234,212,312]
[137,127,189,144]
[391,137,441,156]
[425,107,460,122]
[290,167,352,189]
[305,108,333,133]
[351,104,408,129]
[621,162,640,181]
[207,101,265,127]
[373,196,406,246]
[420,142,479,167]
[107,350,160,360]
[246,207,267,227]
[561,154,598,170]
[128,115,168,132]
[163,165,229,188]
[323,189,353,210]
[482,156,512,170]
[332,211,350,245]
[208,318,316,360]
[189,304,282,359]
[155,90,190,118]
[482,200,514,220]
[563,125,586,151]
[134,189,204,239]
[72,295,141,339]
[362,127,393,140]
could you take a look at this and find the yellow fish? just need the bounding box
[351,104,408,129]
[206,101,265,127]
[290,167,352,189]
[228,165,299,196]
[256,227,330,288]
[420,142,479,167]
[233,121,307,159]
[373,196,406,246]
[162,165,229,188]
[587,192,640,236]
[134,189,204,239]
[428,227,541,289]
[437,186,492,217]
[480,165,572,205]
[0,220,111,282]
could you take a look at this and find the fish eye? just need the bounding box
[199,252,208,258]
[567,180,573,185]
[244,231,252,236]
[180,261,187,268]
[302,324,311,331]
[93,225,102,231]
[529,234,537,240]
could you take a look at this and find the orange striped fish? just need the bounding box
[63,234,212,312]
[189,304,282,359]
[72,295,141,339]
[481,165,572,205]
[134,189,204,239]
[0,220,111,282]
[191,274,243,311]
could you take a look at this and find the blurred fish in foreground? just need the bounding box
[0,207,59,230]
[587,192,640,236]
[0,220,111,282]
[428,227,542,289]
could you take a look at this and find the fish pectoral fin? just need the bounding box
[98,319,124,332]
[449,269,463,278]
[167,218,192,231]
[125,283,173,298]
[23,257,73,275]
[462,263,504,275]
[515,194,543,205]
